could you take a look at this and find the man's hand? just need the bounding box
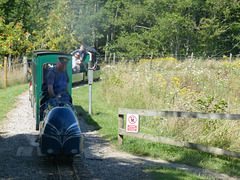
[48,84,55,97]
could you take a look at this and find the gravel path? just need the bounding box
[0,91,239,180]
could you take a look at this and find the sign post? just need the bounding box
[88,68,94,115]
[126,114,139,133]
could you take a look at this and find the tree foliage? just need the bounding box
[0,0,239,57]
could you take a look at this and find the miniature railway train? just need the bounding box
[30,50,100,158]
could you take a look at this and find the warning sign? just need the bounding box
[126,114,139,133]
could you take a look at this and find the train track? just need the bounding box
[47,156,88,180]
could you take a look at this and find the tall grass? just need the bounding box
[100,57,240,152]
[0,68,27,88]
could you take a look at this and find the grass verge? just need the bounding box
[72,82,240,178]
[145,166,213,180]
[0,83,28,123]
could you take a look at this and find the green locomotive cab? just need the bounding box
[71,51,101,83]
[31,50,72,130]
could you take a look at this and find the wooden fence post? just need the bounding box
[150,52,153,70]
[230,53,232,62]
[23,56,28,82]
[113,53,116,65]
[104,52,107,63]
[190,52,194,66]
[118,114,124,145]
[109,53,112,64]
[4,56,7,88]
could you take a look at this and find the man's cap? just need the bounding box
[58,56,70,65]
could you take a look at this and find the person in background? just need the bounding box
[71,45,92,62]
[72,51,81,74]
[71,45,93,71]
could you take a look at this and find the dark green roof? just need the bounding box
[32,50,71,57]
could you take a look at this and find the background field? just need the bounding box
[73,58,240,177]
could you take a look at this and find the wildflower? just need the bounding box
[154,74,161,77]
[223,55,227,58]
[0,64,3,68]
[173,77,180,82]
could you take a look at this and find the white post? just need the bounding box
[88,68,94,115]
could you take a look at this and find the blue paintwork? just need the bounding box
[40,100,83,155]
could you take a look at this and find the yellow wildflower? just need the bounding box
[154,74,163,78]
[173,77,180,82]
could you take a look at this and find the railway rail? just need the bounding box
[47,157,87,180]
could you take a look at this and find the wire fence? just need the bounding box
[0,53,239,71]
[97,53,240,65]
[0,57,31,72]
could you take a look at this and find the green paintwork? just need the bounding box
[31,50,72,130]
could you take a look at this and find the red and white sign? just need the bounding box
[126,114,139,133]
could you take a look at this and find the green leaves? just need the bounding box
[197,95,228,113]
[0,0,240,56]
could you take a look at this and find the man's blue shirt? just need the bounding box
[43,66,69,95]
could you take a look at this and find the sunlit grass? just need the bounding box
[0,83,28,123]
[145,166,213,180]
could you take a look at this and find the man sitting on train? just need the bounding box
[41,56,72,105]
[71,45,92,71]
[72,51,81,74]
